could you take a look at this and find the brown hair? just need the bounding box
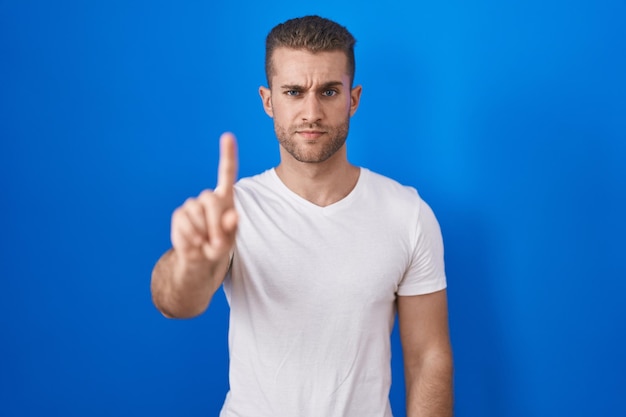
[265,15,356,87]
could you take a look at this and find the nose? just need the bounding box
[301,94,323,123]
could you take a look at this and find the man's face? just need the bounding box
[260,47,362,164]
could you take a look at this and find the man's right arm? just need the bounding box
[150,133,238,319]
[150,245,232,319]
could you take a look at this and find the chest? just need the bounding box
[232,204,413,311]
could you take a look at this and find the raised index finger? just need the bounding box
[215,132,238,197]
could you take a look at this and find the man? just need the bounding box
[151,15,453,417]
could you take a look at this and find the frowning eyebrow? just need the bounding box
[279,81,344,91]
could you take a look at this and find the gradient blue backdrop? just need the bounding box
[2,1,625,416]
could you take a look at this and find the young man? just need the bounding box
[151,15,453,417]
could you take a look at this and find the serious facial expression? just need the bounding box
[260,48,362,164]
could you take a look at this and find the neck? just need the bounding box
[275,147,360,207]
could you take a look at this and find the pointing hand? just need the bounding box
[170,132,239,263]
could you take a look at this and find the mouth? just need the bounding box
[296,130,326,140]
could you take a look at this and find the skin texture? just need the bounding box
[399,290,454,417]
[259,48,363,207]
[150,133,238,318]
[151,46,453,415]
[262,49,353,165]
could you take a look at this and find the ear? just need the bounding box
[349,84,362,117]
[259,86,273,118]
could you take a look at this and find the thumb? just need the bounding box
[221,208,238,235]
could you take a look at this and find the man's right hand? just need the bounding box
[170,132,239,265]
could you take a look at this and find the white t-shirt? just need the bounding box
[219,168,446,417]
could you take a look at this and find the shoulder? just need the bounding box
[360,168,423,206]
[358,168,440,231]
[233,169,288,213]
[234,169,277,196]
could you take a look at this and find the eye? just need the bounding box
[322,89,338,97]
[285,90,300,96]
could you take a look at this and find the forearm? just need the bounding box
[405,351,454,417]
[150,248,230,319]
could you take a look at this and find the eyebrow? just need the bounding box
[279,81,344,90]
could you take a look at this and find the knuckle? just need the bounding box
[176,198,206,227]
[172,207,184,223]
[173,214,189,234]
[185,199,202,216]
[180,197,197,211]
[198,189,215,201]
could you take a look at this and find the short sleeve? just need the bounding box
[397,198,447,296]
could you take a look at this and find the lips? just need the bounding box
[296,130,325,140]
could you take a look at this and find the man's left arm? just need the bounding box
[398,289,453,417]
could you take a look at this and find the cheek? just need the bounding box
[270,103,294,123]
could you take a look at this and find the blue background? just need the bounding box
[1,1,625,416]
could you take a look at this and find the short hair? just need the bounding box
[265,15,356,87]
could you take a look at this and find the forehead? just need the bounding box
[270,47,350,85]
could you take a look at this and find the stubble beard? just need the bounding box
[275,119,350,163]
